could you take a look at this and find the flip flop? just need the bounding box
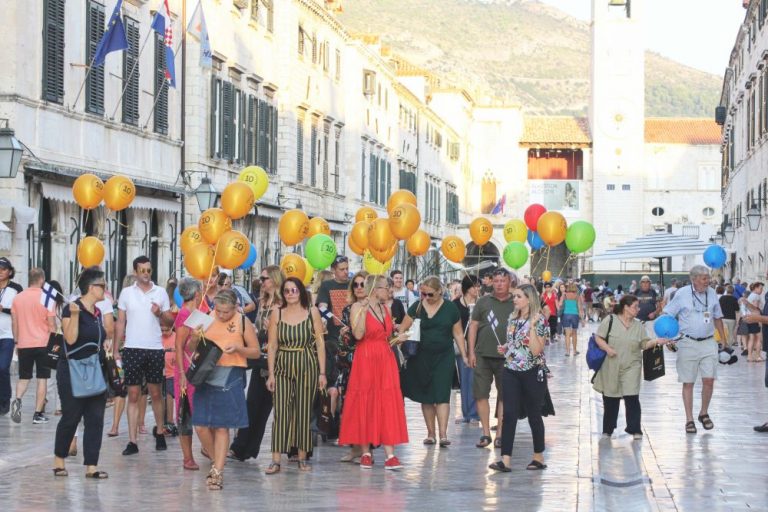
[107,431,119,438]
[85,470,109,479]
[526,460,547,471]
[265,462,281,475]
[52,468,68,477]
[489,461,511,473]
[476,435,492,448]
[422,437,436,445]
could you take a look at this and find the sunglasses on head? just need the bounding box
[420,291,436,298]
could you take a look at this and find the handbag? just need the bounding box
[63,310,107,398]
[402,302,423,358]
[586,315,613,382]
[642,345,666,381]
[179,390,192,427]
[44,332,64,370]
[314,389,332,435]
[104,356,125,396]
[186,336,223,387]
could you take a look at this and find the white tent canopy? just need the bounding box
[591,232,712,261]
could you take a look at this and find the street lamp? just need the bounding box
[723,222,735,244]
[746,204,762,231]
[194,176,219,211]
[711,231,724,245]
[0,121,23,179]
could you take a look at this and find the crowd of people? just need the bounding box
[1,254,767,488]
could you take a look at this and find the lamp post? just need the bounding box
[723,222,735,244]
[0,121,24,179]
[194,176,219,211]
[746,204,762,231]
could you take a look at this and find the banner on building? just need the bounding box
[528,180,579,211]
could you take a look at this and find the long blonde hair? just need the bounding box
[260,265,284,306]
[512,284,542,321]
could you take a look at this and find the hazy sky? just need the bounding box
[539,0,747,76]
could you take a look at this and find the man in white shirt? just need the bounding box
[390,270,413,307]
[114,256,172,455]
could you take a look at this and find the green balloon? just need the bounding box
[305,234,337,269]
[503,241,528,269]
[565,221,596,254]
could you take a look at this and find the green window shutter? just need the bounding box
[122,17,140,126]
[221,81,233,160]
[239,92,247,163]
[334,133,340,193]
[153,33,169,134]
[386,161,392,199]
[42,0,66,104]
[209,76,219,158]
[246,95,256,164]
[370,154,378,204]
[323,127,329,190]
[310,121,317,186]
[361,144,366,200]
[379,158,386,206]
[270,104,278,173]
[85,0,105,114]
[296,117,304,183]
[257,100,267,168]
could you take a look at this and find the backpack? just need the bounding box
[586,315,614,381]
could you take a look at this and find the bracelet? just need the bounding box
[319,373,326,376]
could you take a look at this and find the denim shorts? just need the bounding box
[561,314,580,329]
[191,367,248,429]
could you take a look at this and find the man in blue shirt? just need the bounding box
[663,265,726,435]
[733,278,747,300]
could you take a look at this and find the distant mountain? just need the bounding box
[338,0,721,117]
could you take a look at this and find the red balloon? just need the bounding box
[524,204,547,232]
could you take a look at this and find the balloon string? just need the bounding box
[530,248,545,277]
[556,253,575,279]
[544,246,551,273]
[197,238,222,311]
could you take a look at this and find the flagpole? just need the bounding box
[180,0,188,237]
[142,39,183,129]
[110,27,155,120]
[71,56,98,111]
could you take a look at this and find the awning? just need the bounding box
[41,182,180,213]
[591,232,712,261]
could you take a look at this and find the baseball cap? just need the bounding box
[640,275,651,282]
[0,257,13,269]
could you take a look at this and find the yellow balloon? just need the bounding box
[503,219,528,243]
[180,226,205,255]
[348,236,365,256]
[537,211,568,247]
[238,166,269,201]
[103,175,135,211]
[307,217,331,237]
[77,236,105,267]
[280,253,307,280]
[469,217,493,246]
[542,270,552,282]
[363,250,392,275]
[221,182,255,220]
[198,208,233,245]
[386,189,417,216]
[441,235,466,263]
[355,206,378,223]
[302,258,314,286]
[185,244,216,280]
[215,230,250,269]
[390,203,421,240]
[367,218,396,253]
[407,230,431,257]
[278,209,310,246]
[72,174,104,210]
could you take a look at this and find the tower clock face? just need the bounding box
[600,98,636,139]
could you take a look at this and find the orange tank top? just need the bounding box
[206,312,247,368]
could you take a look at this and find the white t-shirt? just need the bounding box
[0,286,18,339]
[747,292,765,315]
[118,283,170,350]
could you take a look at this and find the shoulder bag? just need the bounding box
[185,333,223,387]
[402,301,422,358]
[586,314,613,383]
[64,309,107,398]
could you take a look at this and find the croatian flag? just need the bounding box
[40,283,59,312]
[491,194,506,215]
[151,0,176,87]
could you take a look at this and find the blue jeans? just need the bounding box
[0,338,14,408]
[456,355,479,421]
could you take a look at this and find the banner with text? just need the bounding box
[529,180,580,211]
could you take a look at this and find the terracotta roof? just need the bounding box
[521,116,591,147]
[644,118,721,144]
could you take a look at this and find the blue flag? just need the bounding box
[92,0,129,67]
[151,0,177,88]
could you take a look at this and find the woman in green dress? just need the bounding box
[399,276,469,447]
[593,294,668,439]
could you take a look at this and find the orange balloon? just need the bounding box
[348,236,365,256]
[77,236,105,267]
[441,235,466,263]
[387,189,417,216]
[185,243,216,280]
[103,175,136,211]
[215,230,250,269]
[302,258,314,286]
[407,229,431,257]
[180,226,205,255]
[390,203,421,240]
[307,217,331,237]
[278,209,310,246]
[355,207,378,223]
[72,174,104,210]
[280,253,307,280]
[537,211,568,247]
[198,208,232,245]
[350,221,370,251]
[368,218,396,253]
[370,242,398,264]
[542,270,552,282]
[221,182,255,220]
[470,217,493,246]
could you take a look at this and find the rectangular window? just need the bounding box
[210,77,222,157]
[606,184,615,191]
[622,184,631,191]
[310,118,318,186]
[261,0,274,32]
[335,49,341,81]
[122,17,141,126]
[361,142,366,201]
[153,32,169,134]
[323,42,330,72]
[527,149,584,179]
[298,26,305,57]
[85,0,105,114]
[221,81,234,160]
[43,0,66,104]
[323,122,330,190]
[334,128,341,193]
[270,104,278,173]
[370,152,378,204]
[246,95,257,164]
[250,0,259,21]
[296,115,304,183]
[257,99,267,167]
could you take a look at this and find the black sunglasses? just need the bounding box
[352,281,365,289]
[420,291,436,298]
[259,276,269,281]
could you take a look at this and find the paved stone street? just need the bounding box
[1,327,767,511]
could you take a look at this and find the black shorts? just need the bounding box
[747,322,762,335]
[122,348,165,386]
[17,347,52,380]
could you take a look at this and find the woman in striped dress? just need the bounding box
[265,277,327,474]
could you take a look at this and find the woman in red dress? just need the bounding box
[339,275,409,470]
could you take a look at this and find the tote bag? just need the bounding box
[402,302,422,358]
[63,311,107,398]
[642,345,666,381]
[185,337,223,387]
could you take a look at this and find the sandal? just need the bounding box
[183,459,200,470]
[526,460,547,471]
[697,414,714,430]
[685,420,697,434]
[489,461,511,473]
[265,462,281,475]
[85,470,109,479]
[139,426,148,435]
[107,430,119,438]
[52,467,68,477]
[476,435,492,448]
[439,438,451,447]
[207,468,222,490]
[297,460,311,472]
[422,437,436,445]
[200,448,211,460]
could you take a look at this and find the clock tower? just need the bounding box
[590,0,645,271]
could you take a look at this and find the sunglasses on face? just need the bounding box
[420,291,436,298]
[259,276,270,281]
[352,281,365,289]
[283,288,300,295]
[137,268,152,274]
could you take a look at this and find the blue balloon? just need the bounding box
[173,287,183,308]
[237,244,258,270]
[527,230,545,251]
[654,316,680,339]
[702,244,727,269]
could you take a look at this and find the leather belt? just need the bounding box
[683,334,711,342]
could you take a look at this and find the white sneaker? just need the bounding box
[10,398,21,424]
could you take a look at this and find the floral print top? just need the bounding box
[503,313,548,371]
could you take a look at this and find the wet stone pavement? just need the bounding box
[1,325,767,511]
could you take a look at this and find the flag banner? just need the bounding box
[487,310,499,331]
[40,282,59,312]
[491,194,506,215]
[152,0,177,87]
[92,0,129,67]
[187,0,212,68]
[318,305,334,322]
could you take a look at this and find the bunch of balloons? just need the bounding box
[72,174,137,267]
